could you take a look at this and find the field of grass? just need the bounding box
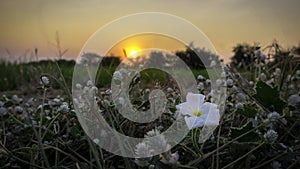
[0,56,299,169]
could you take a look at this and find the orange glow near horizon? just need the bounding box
[107,33,186,60]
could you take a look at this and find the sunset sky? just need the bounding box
[0,0,299,62]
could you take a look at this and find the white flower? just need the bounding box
[197,82,204,90]
[205,79,211,85]
[216,79,223,86]
[93,138,100,144]
[12,95,21,103]
[0,107,7,116]
[274,68,281,76]
[167,87,173,93]
[260,73,266,81]
[113,71,123,82]
[15,106,23,114]
[117,97,125,105]
[197,75,205,81]
[86,80,93,87]
[75,83,82,89]
[135,142,151,156]
[176,93,220,130]
[236,92,246,102]
[288,94,300,106]
[231,85,238,93]
[210,60,216,67]
[40,76,50,86]
[268,112,280,122]
[235,102,244,109]
[264,129,278,144]
[226,79,233,87]
[249,81,254,87]
[59,102,69,113]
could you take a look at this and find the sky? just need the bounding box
[0,0,299,62]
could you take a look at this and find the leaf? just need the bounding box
[229,122,260,143]
[235,105,257,118]
[253,81,286,112]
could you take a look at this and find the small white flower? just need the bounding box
[15,106,23,114]
[260,73,266,81]
[134,142,152,166]
[161,151,180,164]
[26,98,34,107]
[75,83,82,89]
[197,82,204,90]
[264,129,278,144]
[83,86,89,93]
[205,79,211,85]
[117,97,125,105]
[296,70,300,76]
[221,72,227,78]
[86,80,93,87]
[249,81,254,87]
[235,102,244,109]
[41,76,50,85]
[0,107,7,116]
[93,138,100,144]
[105,89,112,95]
[113,71,123,82]
[288,94,300,106]
[176,93,220,130]
[135,142,151,156]
[167,87,173,93]
[236,92,246,102]
[59,102,69,113]
[274,68,281,76]
[12,95,21,103]
[210,60,216,67]
[53,98,61,105]
[216,79,223,86]
[92,86,98,93]
[146,129,160,137]
[197,75,205,81]
[145,88,151,93]
[231,85,238,93]
[226,79,233,87]
[119,68,128,75]
[268,112,280,122]
[148,164,155,169]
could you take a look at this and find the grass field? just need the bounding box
[0,56,299,169]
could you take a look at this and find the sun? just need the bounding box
[126,47,141,58]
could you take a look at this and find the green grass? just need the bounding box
[0,60,210,91]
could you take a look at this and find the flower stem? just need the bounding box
[38,88,50,168]
[192,128,204,157]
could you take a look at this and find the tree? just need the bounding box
[230,43,259,70]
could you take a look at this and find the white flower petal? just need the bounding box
[186,93,205,110]
[205,107,220,126]
[200,102,213,116]
[176,102,193,115]
[184,116,205,129]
